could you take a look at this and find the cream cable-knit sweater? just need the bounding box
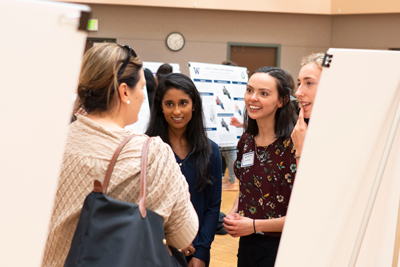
[41,116,198,267]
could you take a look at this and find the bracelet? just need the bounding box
[294,155,300,159]
[253,219,256,233]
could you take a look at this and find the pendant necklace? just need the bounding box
[255,142,269,162]
[254,137,275,163]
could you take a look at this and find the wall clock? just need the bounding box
[166,32,185,52]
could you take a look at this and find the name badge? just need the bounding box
[241,152,254,167]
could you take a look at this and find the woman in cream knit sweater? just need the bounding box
[41,44,198,267]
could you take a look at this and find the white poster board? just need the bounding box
[143,61,181,75]
[276,49,400,267]
[0,1,89,267]
[125,86,150,133]
[124,62,181,133]
[188,62,247,147]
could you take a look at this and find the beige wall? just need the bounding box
[55,0,331,14]
[88,4,331,77]
[54,0,400,14]
[332,0,400,14]
[86,4,400,78]
[332,14,400,49]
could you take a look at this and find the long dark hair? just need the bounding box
[244,66,297,140]
[143,68,156,108]
[143,68,156,93]
[145,73,213,190]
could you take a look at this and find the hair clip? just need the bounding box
[86,89,92,98]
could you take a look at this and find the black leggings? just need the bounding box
[237,234,281,267]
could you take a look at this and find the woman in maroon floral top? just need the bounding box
[223,67,298,267]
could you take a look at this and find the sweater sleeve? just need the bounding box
[192,142,222,263]
[146,137,199,249]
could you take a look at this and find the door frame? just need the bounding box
[87,37,117,43]
[85,38,117,54]
[227,42,281,67]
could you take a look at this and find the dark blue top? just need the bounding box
[174,139,222,266]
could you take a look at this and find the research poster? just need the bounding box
[143,61,181,75]
[125,86,151,133]
[189,62,248,147]
[125,62,181,133]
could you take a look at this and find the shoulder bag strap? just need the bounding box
[139,137,152,218]
[102,134,138,193]
[98,134,152,218]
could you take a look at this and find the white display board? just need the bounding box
[276,49,400,267]
[124,86,150,133]
[0,1,89,267]
[143,61,181,75]
[188,62,247,147]
[124,62,181,133]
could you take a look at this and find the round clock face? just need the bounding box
[166,32,185,52]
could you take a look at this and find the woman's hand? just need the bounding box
[188,257,205,267]
[230,117,244,128]
[179,243,195,256]
[223,213,253,238]
[291,108,308,157]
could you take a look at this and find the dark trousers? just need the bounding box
[237,234,281,267]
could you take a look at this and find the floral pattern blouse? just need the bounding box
[234,133,297,235]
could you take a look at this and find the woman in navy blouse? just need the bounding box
[146,73,222,267]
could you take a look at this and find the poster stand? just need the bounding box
[275,48,400,267]
[0,1,89,266]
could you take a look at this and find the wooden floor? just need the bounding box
[209,189,239,267]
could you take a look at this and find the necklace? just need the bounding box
[175,150,192,167]
[255,141,269,162]
[254,137,275,162]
